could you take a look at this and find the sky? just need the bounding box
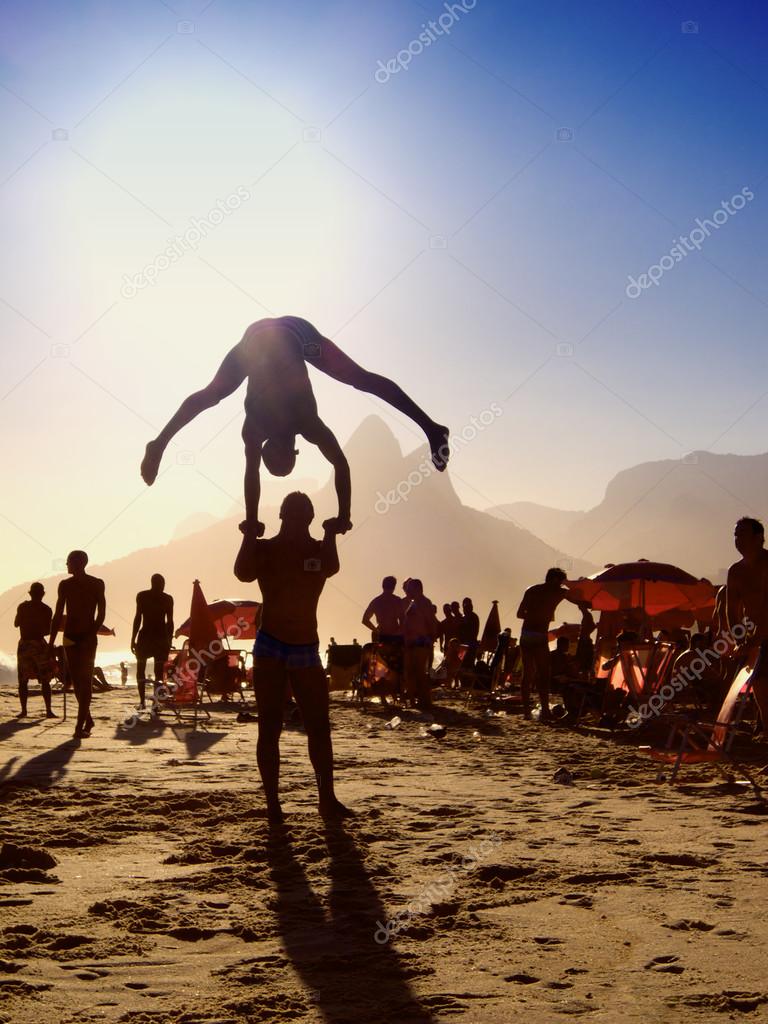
[0,0,767,604]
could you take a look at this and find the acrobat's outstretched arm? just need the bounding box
[302,419,352,534]
[141,344,248,485]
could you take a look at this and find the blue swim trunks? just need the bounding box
[253,630,322,669]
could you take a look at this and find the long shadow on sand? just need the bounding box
[266,825,434,1023]
[6,737,81,785]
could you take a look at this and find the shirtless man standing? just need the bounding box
[15,583,56,719]
[517,567,587,721]
[50,551,106,739]
[362,576,403,643]
[726,517,768,730]
[141,316,449,537]
[131,574,174,709]
[234,491,350,825]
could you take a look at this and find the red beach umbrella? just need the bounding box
[480,600,502,654]
[566,560,716,619]
[176,598,261,641]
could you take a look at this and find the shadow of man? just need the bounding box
[266,825,434,1023]
[8,738,81,786]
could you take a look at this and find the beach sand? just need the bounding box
[2,684,768,1023]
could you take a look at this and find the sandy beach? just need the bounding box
[2,685,768,1024]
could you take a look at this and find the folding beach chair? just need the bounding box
[201,651,246,703]
[155,645,210,729]
[645,653,762,795]
[355,642,401,704]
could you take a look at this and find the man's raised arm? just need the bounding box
[320,522,341,578]
[234,534,268,583]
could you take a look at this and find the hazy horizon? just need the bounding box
[2,0,767,610]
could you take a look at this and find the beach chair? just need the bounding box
[201,651,246,703]
[355,641,401,704]
[154,646,210,728]
[645,653,762,795]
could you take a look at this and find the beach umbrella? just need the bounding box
[566,560,716,619]
[187,580,220,656]
[176,598,261,641]
[479,600,502,653]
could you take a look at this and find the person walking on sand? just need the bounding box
[131,574,174,709]
[726,517,768,732]
[15,583,56,719]
[517,567,588,722]
[141,316,449,538]
[50,551,106,739]
[120,661,128,686]
[234,491,351,825]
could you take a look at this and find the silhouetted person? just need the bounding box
[402,579,440,710]
[131,574,174,709]
[489,627,512,687]
[120,660,128,686]
[517,567,587,721]
[727,516,768,730]
[458,596,480,670]
[141,316,449,538]
[575,608,596,674]
[50,551,106,739]
[15,582,55,718]
[362,576,403,643]
[438,603,456,652]
[235,492,350,825]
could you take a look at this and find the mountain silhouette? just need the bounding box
[0,416,595,657]
[488,450,768,581]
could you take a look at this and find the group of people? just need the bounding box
[15,563,176,737]
[361,577,488,709]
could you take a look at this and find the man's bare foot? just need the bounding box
[16,711,27,719]
[141,440,164,485]
[45,710,57,718]
[239,519,265,537]
[266,801,285,826]
[428,424,450,471]
[319,797,354,822]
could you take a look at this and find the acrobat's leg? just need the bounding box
[141,341,249,485]
[241,420,265,535]
[307,331,450,471]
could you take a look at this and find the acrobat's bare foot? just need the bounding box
[141,439,164,485]
[319,797,354,822]
[239,519,265,538]
[428,424,450,471]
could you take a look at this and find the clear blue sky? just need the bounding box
[0,0,766,600]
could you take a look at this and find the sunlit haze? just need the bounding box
[1,0,766,606]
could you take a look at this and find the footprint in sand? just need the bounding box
[663,919,715,932]
[644,955,684,974]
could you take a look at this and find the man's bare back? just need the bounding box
[58,574,105,641]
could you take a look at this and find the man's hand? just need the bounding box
[323,516,352,535]
[239,519,265,538]
[130,643,137,656]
